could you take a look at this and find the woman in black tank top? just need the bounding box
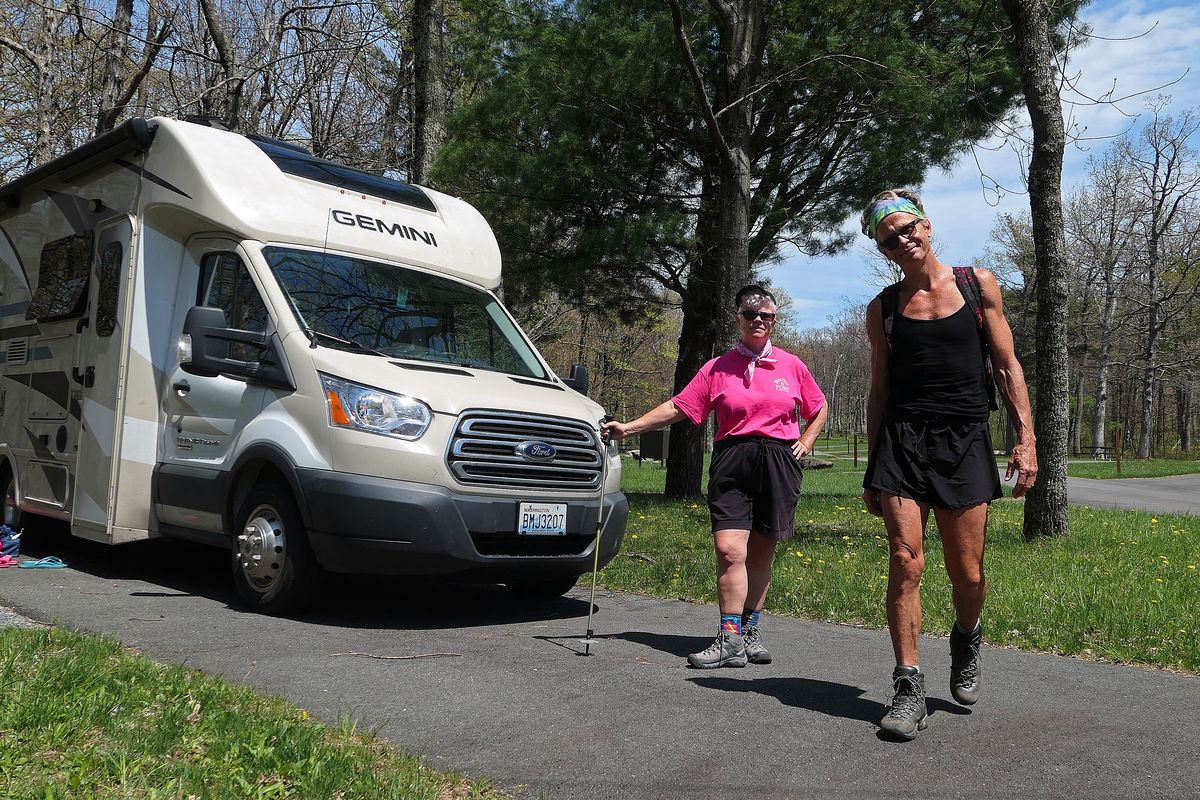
[857,188,1038,742]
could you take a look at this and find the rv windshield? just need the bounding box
[262,247,547,379]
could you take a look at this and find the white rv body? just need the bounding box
[0,117,626,611]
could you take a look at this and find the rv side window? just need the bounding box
[26,232,93,322]
[96,242,122,337]
[200,253,269,361]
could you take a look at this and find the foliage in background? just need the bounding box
[982,102,1200,458]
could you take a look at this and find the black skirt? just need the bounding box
[863,414,1002,509]
[708,436,803,539]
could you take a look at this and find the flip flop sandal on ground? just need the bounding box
[0,555,16,567]
[18,556,67,569]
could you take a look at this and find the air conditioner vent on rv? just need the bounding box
[5,338,28,365]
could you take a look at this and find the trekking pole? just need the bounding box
[584,416,614,656]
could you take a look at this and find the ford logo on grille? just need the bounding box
[516,441,557,461]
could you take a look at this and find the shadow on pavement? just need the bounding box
[689,675,969,727]
[612,629,711,658]
[14,520,591,630]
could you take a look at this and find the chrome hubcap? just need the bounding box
[237,504,286,590]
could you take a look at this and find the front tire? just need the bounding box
[505,574,582,602]
[232,482,325,614]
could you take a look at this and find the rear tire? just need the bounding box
[231,482,325,614]
[1,466,27,531]
[504,574,581,602]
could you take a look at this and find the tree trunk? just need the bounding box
[1179,381,1193,452]
[1002,0,1070,539]
[411,0,446,186]
[665,291,718,499]
[96,0,134,135]
[1070,356,1085,456]
[1090,271,1118,456]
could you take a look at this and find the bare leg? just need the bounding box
[744,531,778,612]
[881,493,930,666]
[934,503,989,630]
[713,529,751,615]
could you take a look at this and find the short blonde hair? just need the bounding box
[860,188,926,237]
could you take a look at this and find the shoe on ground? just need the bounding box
[950,622,983,705]
[742,624,772,664]
[687,630,747,669]
[879,667,927,741]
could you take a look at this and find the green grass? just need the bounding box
[0,627,507,799]
[607,458,1200,672]
[1067,459,1200,479]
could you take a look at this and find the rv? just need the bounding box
[0,117,627,612]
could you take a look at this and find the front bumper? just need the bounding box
[297,467,627,580]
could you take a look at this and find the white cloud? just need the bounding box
[774,0,1200,332]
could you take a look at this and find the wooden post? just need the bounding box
[1115,429,1122,477]
[853,433,859,469]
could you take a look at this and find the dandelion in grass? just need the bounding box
[631,534,638,540]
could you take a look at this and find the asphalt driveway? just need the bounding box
[1,528,1196,800]
[1067,473,1200,515]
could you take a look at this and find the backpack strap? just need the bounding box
[878,281,901,352]
[953,266,999,411]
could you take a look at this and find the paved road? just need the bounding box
[1,531,1196,799]
[1067,473,1200,515]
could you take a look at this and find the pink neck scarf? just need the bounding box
[735,339,776,384]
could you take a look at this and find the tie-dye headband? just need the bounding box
[865,198,925,238]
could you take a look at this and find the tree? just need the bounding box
[440,0,1053,497]
[1001,0,1069,539]
[410,0,447,185]
[1120,104,1200,458]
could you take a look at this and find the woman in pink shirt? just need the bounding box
[603,285,828,668]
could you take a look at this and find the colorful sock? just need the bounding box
[742,608,762,628]
[720,613,742,635]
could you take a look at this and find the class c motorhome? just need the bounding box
[0,117,627,612]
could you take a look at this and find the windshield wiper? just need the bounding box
[300,328,386,357]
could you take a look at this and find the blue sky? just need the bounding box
[768,0,1200,331]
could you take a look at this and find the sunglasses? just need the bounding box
[878,218,924,251]
[739,310,776,322]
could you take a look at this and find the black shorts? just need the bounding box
[707,436,803,540]
[863,414,1002,509]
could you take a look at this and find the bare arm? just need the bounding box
[793,401,829,459]
[976,268,1038,497]
[863,297,889,516]
[601,399,688,442]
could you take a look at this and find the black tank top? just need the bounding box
[888,303,990,420]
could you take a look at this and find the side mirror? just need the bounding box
[562,363,588,393]
[179,306,295,391]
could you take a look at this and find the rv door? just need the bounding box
[71,217,133,535]
[157,240,270,534]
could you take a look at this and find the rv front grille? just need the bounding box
[446,410,602,490]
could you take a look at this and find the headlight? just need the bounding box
[320,373,432,440]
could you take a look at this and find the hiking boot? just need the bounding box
[879,667,927,741]
[687,630,747,669]
[950,622,983,705]
[742,625,772,664]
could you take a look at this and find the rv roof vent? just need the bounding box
[6,338,28,365]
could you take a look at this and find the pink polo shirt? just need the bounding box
[672,347,826,441]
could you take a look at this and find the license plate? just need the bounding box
[518,502,567,535]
